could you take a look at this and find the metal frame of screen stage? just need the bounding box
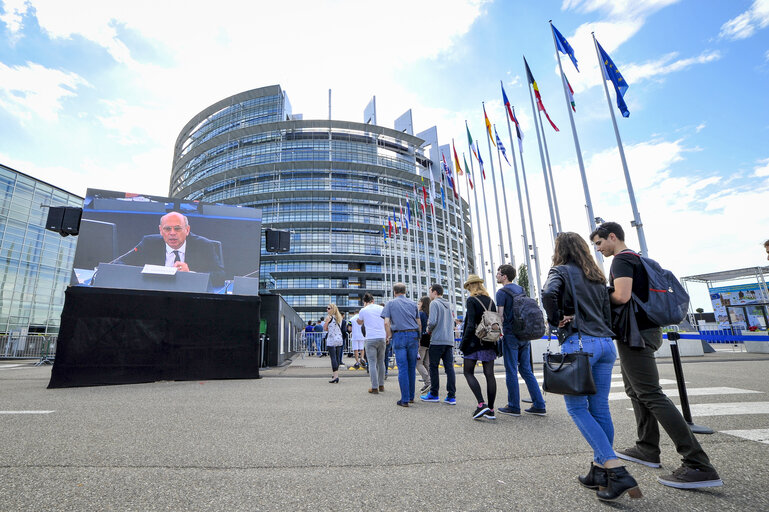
[48,286,261,388]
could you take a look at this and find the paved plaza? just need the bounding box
[2,350,769,511]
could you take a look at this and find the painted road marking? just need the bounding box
[686,402,769,417]
[720,429,769,444]
[625,402,769,416]
[0,411,55,414]
[611,387,760,401]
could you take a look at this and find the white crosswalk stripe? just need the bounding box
[720,429,769,444]
[611,387,761,401]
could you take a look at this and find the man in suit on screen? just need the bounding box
[116,211,225,287]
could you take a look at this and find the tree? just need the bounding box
[517,263,530,296]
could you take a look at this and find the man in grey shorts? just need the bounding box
[357,293,386,394]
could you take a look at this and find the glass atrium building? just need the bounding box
[170,85,473,321]
[0,164,82,335]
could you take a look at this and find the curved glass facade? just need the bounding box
[0,164,82,335]
[170,85,473,321]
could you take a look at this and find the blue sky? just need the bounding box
[1,0,768,310]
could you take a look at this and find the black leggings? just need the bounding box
[329,346,343,372]
[463,358,496,408]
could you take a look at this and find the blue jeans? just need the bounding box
[502,334,545,411]
[561,334,617,465]
[392,331,419,403]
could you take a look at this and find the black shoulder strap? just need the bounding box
[563,265,583,341]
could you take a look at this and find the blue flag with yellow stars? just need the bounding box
[597,40,629,118]
[552,24,578,71]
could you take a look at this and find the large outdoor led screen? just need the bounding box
[71,188,262,295]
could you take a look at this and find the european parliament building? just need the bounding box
[0,164,82,339]
[170,85,474,321]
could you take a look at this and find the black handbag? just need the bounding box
[542,265,597,396]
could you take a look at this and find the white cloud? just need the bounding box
[754,157,769,177]
[695,122,706,133]
[541,137,769,287]
[0,61,90,122]
[719,0,769,40]
[622,50,721,83]
[558,0,717,99]
[562,0,681,19]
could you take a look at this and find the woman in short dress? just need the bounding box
[459,274,498,420]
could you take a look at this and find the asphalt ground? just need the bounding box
[1,350,769,511]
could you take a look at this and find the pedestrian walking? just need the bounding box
[420,283,457,405]
[495,264,546,417]
[349,310,366,369]
[542,232,642,502]
[416,296,431,394]
[460,274,498,420]
[324,304,344,383]
[358,293,386,394]
[382,283,421,408]
[591,221,722,489]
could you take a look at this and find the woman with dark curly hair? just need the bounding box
[542,232,642,502]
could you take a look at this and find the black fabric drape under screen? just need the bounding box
[48,287,261,388]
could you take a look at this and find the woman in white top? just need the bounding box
[324,303,344,383]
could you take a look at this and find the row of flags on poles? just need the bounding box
[381,23,631,244]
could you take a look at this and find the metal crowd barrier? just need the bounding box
[1,334,57,362]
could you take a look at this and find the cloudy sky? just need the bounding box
[1,0,768,309]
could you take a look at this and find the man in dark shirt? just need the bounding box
[591,222,722,489]
[495,264,546,417]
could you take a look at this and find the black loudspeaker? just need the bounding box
[45,206,82,237]
[46,207,65,232]
[265,229,290,252]
[61,207,82,236]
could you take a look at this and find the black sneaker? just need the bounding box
[473,404,490,420]
[524,407,547,416]
[498,406,521,417]
[616,446,661,468]
[658,465,723,489]
[484,408,497,420]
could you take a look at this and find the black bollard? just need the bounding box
[668,331,713,434]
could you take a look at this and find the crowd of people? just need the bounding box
[309,221,723,502]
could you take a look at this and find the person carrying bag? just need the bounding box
[541,232,642,503]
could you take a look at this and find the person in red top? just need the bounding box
[591,222,722,490]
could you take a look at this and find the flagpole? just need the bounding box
[440,171,459,314]
[411,199,423,295]
[419,184,431,285]
[477,138,496,293]
[537,110,562,233]
[379,205,388,300]
[452,153,469,305]
[428,169,444,305]
[592,32,649,256]
[493,123,517,268]
[483,105,506,278]
[550,21,603,265]
[400,199,413,296]
[513,107,543,303]
[462,152,476,306]
[466,122,485,280]
[502,100,534,298]
[525,56,558,242]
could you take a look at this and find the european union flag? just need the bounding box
[552,24,578,71]
[597,41,629,118]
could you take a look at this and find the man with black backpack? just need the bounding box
[495,264,547,417]
[591,222,722,490]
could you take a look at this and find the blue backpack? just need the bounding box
[622,251,690,327]
[500,288,545,341]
